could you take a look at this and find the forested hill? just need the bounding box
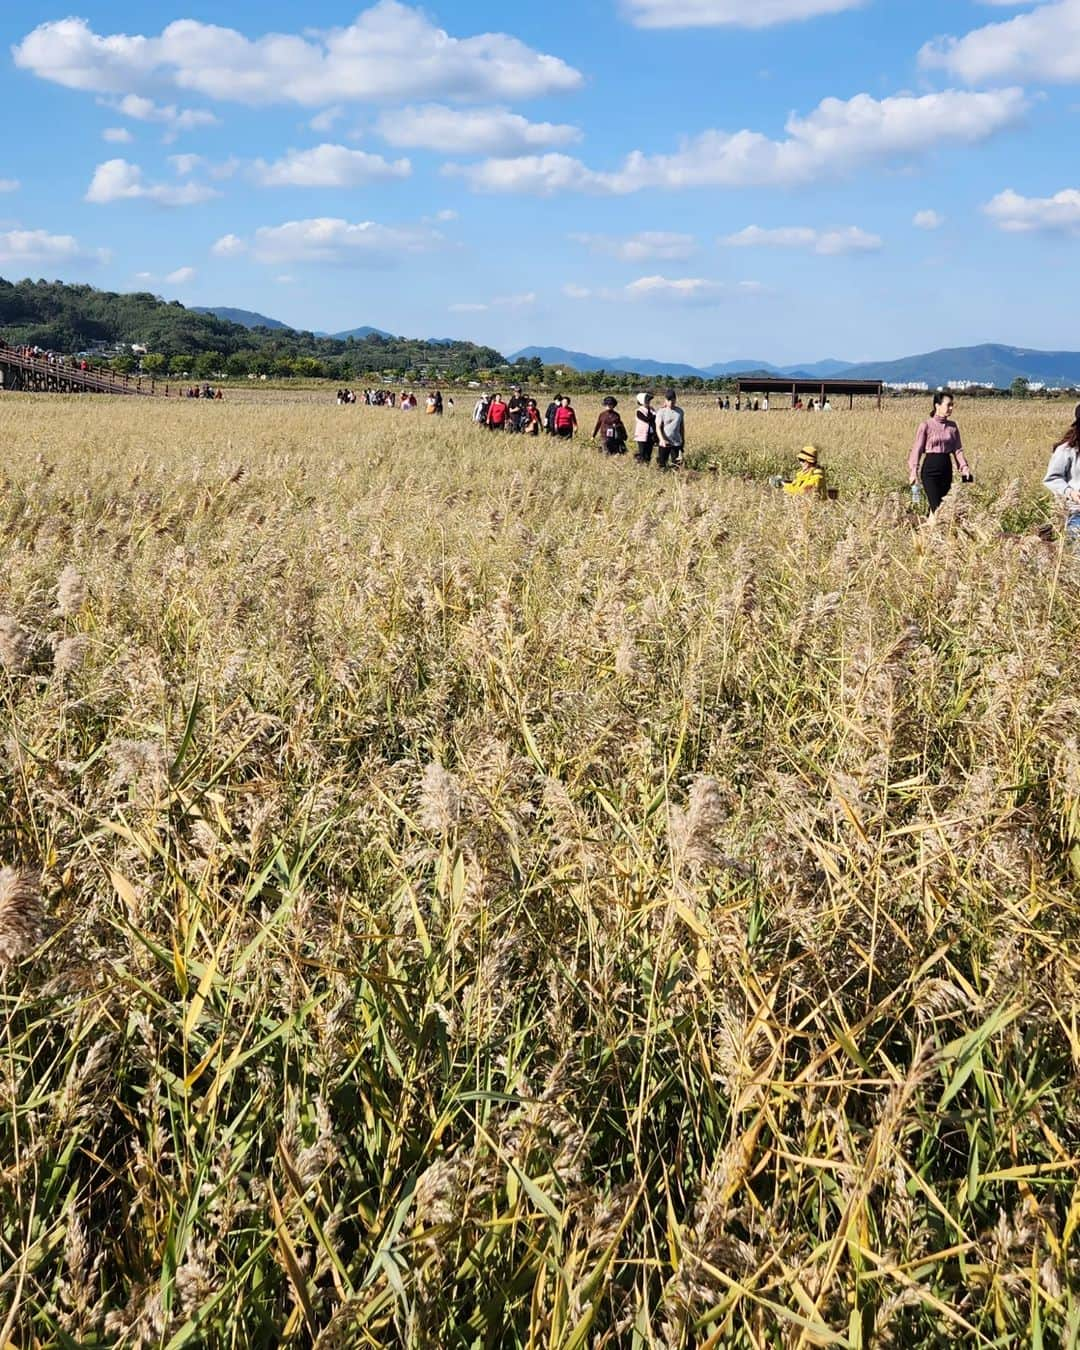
[0,278,504,374]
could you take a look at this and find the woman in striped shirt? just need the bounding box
[909,391,973,512]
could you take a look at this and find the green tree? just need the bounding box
[1010,377,1030,399]
[141,353,166,375]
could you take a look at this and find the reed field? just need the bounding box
[3,392,1080,1349]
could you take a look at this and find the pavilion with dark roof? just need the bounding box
[735,377,884,410]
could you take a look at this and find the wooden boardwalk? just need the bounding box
[0,345,161,396]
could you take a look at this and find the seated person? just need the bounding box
[778,445,827,497]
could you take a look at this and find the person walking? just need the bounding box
[553,396,577,439]
[487,392,508,431]
[473,392,490,424]
[655,388,684,469]
[593,396,628,454]
[544,395,560,435]
[1043,402,1080,542]
[523,398,542,435]
[909,390,973,513]
[633,391,657,464]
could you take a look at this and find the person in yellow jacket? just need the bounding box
[781,445,827,497]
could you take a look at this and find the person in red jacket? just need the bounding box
[486,392,508,430]
[553,396,577,439]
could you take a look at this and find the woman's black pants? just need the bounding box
[920,453,953,513]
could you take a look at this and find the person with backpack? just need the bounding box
[553,397,577,439]
[593,396,628,455]
[633,391,657,464]
[1043,402,1080,541]
[655,389,685,469]
[487,392,508,431]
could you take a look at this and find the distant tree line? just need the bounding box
[0,278,504,380]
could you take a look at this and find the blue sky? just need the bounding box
[2,0,1079,364]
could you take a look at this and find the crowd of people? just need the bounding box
[183,383,223,400]
[338,388,456,412]
[713,393,832,412]
[0,340,99,374]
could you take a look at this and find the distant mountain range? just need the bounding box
[189,308,1080,388]
[508,343,1080,387]
[509,347,853,380]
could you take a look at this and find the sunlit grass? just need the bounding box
[0,393,1078,1348]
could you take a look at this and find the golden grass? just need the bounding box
[0,392,1078,1348]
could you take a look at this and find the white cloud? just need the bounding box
[252,143,411,188]
[564,276,761,304]
[0,228,109,266]
[274,274,296,284]
[377,104,581,154]
[104,93,218,137]
[913,209,944,230]
[0,179,19,193]
[624,0,864,28]
[984,186,1080,232]
[211,233,247,257]
[13,3,582,107]
[434,208,458,222]
[85,158,220,206]
[570,230,696,261]
[309,106,344,133]
[169,153,202,176]
[920,0,1080,84]
[449,88,1028,195]
[102,126,133,143]
[449,292,536,313]
[720,224,882,253]
[225,216,443,265]
[165,266,196,284]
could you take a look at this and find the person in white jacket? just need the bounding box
[1043,403,1080,541]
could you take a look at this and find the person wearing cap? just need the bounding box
[1043,401,1080,541]
[655,389,684,469]
[593,396,628,454]
[633,392,657,464]
[780,446,827,497]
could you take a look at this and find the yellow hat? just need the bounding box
[798,445,818,465]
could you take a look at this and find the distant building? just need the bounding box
[885,381,929,392]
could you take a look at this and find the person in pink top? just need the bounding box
[908,390,973,513]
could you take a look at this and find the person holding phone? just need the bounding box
[909,390,973,513]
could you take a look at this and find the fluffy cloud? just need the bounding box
[449,88,1027,195]
[219,216,444,265]
[720,224,882,254]
[983,186,1080,233]
[13,3,582,107]
[252,144,411,188]
[920,0,1080,84]
[211,233,246,257]
[0,179,19,193]
[102,126,133,144]
[85,158,220,206]
[570,231,696,261]
[377,104,581,155]
[0,229,108,266]
[913,209,944,230]
[105,93,218,134]
[165,266,196,283]
[624,0,863,28]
